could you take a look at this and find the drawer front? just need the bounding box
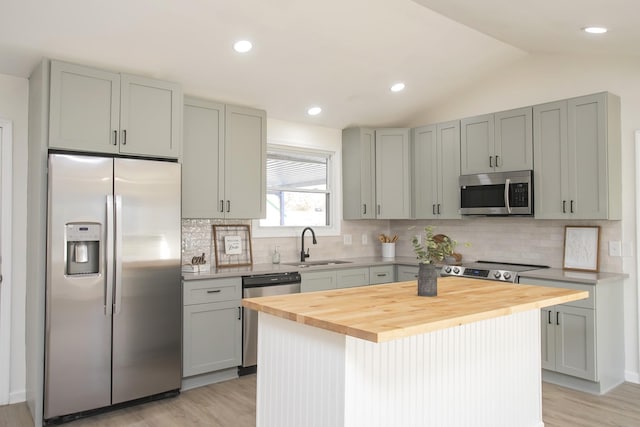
[369,265,395,284]
[337,268,370,288]
[519,278,594,309]
[396,265,419,282]
[183,277,242,305]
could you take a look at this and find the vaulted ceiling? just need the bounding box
[0,0,637,129]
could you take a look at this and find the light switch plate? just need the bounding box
[343,234,352,245]
[609,241,622,257]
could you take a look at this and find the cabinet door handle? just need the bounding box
[238,307,242,320]
[377,204,381,215]
[122,129,127,145]
[113,130,118,146]
[376,273,387,277]
[489,156,493,168]
[556,311,560,326]
[220,200,225,213]
[437,204,441,215]
[207,289,221,294]
[363,204,367,215]
[570,200,574,213]
[548,311,552,325]
[226,200,231,213]
[432,204,436,215]
[495,155,499,167]
[562,200,566,213]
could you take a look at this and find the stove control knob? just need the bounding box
[503,272,512,281]
[493,271,502,279]
[444,266,452,274]
[452,267,460,274]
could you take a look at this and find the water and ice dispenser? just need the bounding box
[65,223,101,275]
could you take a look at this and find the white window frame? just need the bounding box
[252,143,341,238]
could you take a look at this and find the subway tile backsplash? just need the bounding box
[182,218,622,272]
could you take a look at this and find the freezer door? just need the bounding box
[45,154,113,419]
[112,158,182,404]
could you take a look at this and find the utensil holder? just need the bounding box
[382,242,396,258]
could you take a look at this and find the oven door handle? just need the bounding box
[504,178,512,214]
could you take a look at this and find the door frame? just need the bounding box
[0,118,13,404]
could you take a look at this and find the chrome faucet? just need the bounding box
[300,227,317,262]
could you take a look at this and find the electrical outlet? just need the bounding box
[362,234,368,245]
[609,241,622,257]
[343,234,352,245]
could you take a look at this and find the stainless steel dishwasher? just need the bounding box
[240,272,301,375]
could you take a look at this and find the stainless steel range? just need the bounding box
[440,260,548,283]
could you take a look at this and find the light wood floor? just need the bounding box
[3,377,640,426]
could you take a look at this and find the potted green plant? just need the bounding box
[411,226,457,296]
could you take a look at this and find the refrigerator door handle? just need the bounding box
[114,195,123,315]
[106,195,115,315]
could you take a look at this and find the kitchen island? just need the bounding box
[243,277,588,427]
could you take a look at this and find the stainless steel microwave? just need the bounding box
[459,170,533,216]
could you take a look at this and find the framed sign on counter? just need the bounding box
[213,224,253,268]
[563,225,600,272]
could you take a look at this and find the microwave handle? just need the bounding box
[504,178,512,214]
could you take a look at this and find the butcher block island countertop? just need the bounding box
[242,276,588,343]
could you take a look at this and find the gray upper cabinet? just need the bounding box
[375,128,411,219]
[533,92,621,219]
[342,128,376,219]
[224,105,267,219]
[460,107,532,174]
[182,98,224,218]
[49,60,181,158]
[182,97,266,219]
[413,120,460,219]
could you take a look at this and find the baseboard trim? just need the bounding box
[9,389,26,404]
[624,370,640,384]
[181,367,238,391]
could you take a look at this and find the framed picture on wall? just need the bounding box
[212,224,253,268]
[563,226,600,272]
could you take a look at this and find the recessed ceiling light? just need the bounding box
[307,106,322,116]
[583,26,607,34]
[233,40,253,53]
[390,82,406,92]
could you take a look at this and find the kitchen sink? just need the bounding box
[282,260,352,268]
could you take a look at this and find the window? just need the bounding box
[260,146,332,228]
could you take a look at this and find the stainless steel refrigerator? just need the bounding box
[44,153,182,421]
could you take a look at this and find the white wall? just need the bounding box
[408,53,640,381]
[0,73,29,402]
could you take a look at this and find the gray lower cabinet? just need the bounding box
[520,277,624,394]
[49,59,182,158]
[533,92,621,219]
[396,265,419,281]
[301,266,395,292]
[337,268,370,288]
[183,97,266,219]
[301,270,338,292]
[369,265,395,285]
[182,278,242,377]
[541,305,595,380]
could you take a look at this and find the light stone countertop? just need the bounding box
[518,268,627,285]
[183,256,628,285]
[182,256,421,280]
